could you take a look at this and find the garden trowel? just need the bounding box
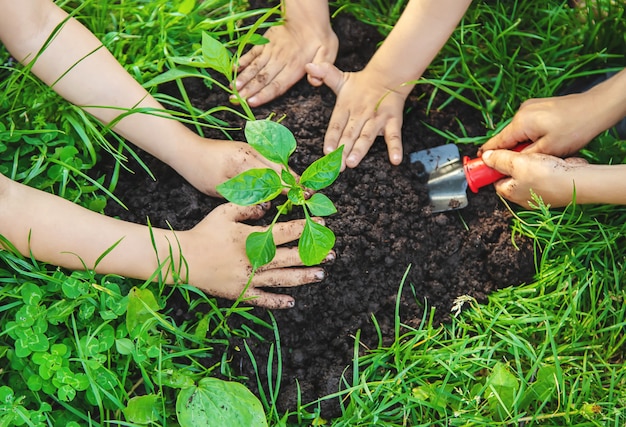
[409,143,528,213]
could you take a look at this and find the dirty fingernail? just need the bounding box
[482,150,493,160]
[324,252,336,262]
[315,270,326,280]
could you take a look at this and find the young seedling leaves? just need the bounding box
[245,120,296,168]
[246,229,276,270]
[300,146,343,191]
[201,32,232,80]
[216,168,283,206]
[299,220,335,266]
[176,377,268,427]
[306,193,337,217]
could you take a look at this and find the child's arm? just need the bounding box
[0,0,330,308]
[0,0,289,197]
[0,175,326,308]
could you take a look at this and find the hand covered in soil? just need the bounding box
[179,202,334,309]
[233,1,338,107]
[305,62,406,170]
[168,135,299,198]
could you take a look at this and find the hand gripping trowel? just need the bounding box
[409,143,528,213]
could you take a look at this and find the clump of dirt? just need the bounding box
[101,12,535,419]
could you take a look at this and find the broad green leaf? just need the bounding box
[176,378,267,427]
[299,220,335,266]
[216,169,283,205]
[306,193,337,216]
[126,287,160,339]
[486,362,519,420]
[245,120,296,167]
[124,394,161,424]
[300,146,343,190]
[201,32,232,79]
[246,229,276,269]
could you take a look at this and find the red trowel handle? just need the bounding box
[462,143,531,193]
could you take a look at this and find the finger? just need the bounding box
[252,265,327,288]
[344,120,381,168]
[383,117,403,166]
[243,288,296,309]
[564,156,588,165]
[236,45,263,70]
[264,246,335,270]
[305,62,345,93]
[478,121,532,155]
[215,202,269,222]
[246,66,295,107]
[324,110,349,160]
[271,218,307,245]
[481,149,517,176]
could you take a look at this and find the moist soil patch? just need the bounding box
[100,13,536,419]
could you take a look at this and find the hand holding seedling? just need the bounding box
[479,69,626,207]
[234,0,338,107]
[177,203,331,309]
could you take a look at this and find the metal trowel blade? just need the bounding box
[409,144,469,213]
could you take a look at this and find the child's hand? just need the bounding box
[305,62,406,170]
[234,22,338,107]
[478,92,605,158]
[178,202,334,309]
[481,149,590,208]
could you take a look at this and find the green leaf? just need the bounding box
[177,0,195,14]
[216,169,283,205]
[246,229,276,269]
[300,146,343,190]
[20,282,43,306]
[486,362,519,420]
[201,32,232,79]
[306,193,337,216]
[299,220,335,266]
[245,120,296,167]
[176,378,267,427]
[124,394,161,424]
[518,365,557,410]
[115,338,134,356]
[281,168,297,186]
[126,287,160,339]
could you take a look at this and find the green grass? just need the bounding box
[1,0,626,425]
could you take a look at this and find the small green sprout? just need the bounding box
[217,119,342,268]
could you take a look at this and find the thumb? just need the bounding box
[481,149,517,177]
[305,62,345,94]
[213,202,270,223]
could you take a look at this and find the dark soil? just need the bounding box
[101,13,535,419]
